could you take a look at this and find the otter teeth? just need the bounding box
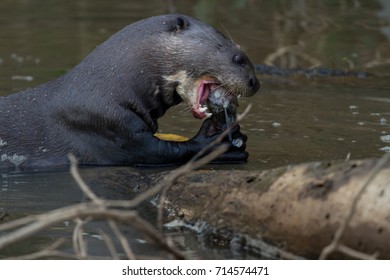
[199,105,212,117]
[199,105,208,113]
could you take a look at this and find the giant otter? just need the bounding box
[0,14,259,169]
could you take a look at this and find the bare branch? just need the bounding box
[72,218,89,259]
[157,145,228,232]
[129,214,185,259]
[4,239,71,260]
[108,219,135,260]
[0,211,9,221]
[337,244,378,260]
[156,104,252,232]
[192,104,252,162]
[69,154,104,206]
[98,229,120,260]
[0,106,252,260]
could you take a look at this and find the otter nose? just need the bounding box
[249,76,260,93]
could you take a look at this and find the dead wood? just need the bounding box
[161,155,390,259]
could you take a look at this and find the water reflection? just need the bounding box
[1,0,390,95]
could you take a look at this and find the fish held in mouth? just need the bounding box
[207,87,243,148]
[208,87,238,124]
[207,87,238,117]
[191,80,239,120]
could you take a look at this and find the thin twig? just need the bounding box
[72,218,82,257]
[0,211,9,221]
[0,107,252,260]
[337,244,378,260]
[130,213,185,259]
[0,204,184,259]
[157,145,228,232]
[5,239,71,260]
[103,146,229,214]
[108,219,135,260]
[8,251,79,260]
[0,205,134,250]
[98,229,120,260]
[72,218,89,259]
[319,153,389,259]
[157,104,252,232]
[192,104,252,162]
[264,46,321,67]
[0,215,37,231]
[69,154,104,206]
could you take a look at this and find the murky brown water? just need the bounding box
[0,0,389,259]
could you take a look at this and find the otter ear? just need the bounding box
[169,16,190,32]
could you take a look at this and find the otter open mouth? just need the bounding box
[192,79,240,119]
[164,71,239,119]
[191,80,220,119]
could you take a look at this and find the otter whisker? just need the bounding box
[219,23,235,44]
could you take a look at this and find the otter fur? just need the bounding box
[0,14,259,169]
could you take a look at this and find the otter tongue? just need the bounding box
[198,82,211,105]
[192,81,216,119]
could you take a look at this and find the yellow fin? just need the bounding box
[154,133,189,142]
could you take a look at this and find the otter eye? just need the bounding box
[176,17,185,29]
[233,54,245,65]
[169,17,189,32]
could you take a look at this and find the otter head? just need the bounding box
[82,14,259,124]
[154,14,260,119]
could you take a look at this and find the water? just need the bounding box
[0,0,389,259]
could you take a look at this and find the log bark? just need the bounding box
[161,158,390,259]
